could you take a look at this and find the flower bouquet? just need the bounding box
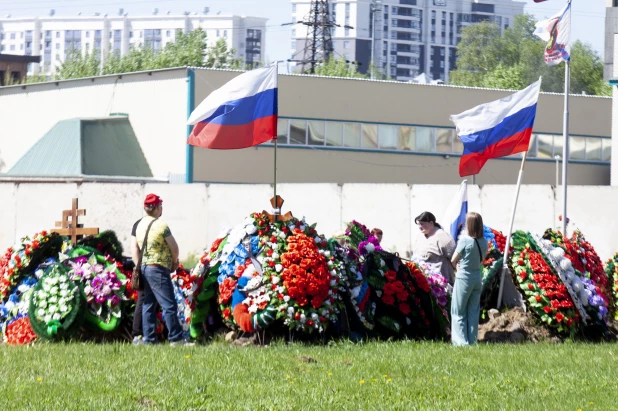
[479,226,507,312]
[28,263,83,340]
[509,231,580,336]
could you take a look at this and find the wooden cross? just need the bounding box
[263,195,293,223]
[51,198,99,246]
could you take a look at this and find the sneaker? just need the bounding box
[170,339,195,347]
[132,336,144,345]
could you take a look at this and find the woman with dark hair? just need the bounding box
[412,211,457,285]
[450,212,488,346]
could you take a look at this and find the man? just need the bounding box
[134,193,192,346]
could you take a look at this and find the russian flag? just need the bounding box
[442,180,468,241]
[187,65,278,149]
[450,79,542,177]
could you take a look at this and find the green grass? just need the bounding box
[0,340,616,410]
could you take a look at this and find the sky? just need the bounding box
[0,0,607,61]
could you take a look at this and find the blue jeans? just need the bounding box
[142,265,183,343]
[451,273,482,346]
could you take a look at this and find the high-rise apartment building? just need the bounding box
[0,9,267,75]
[605,0,618,80]
[291,0,524,82]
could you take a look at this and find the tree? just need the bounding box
[55,29,242,80]
[450,14,610,96]
[55,49,101,80]
[312,57,366,78]
[204,38,242,69]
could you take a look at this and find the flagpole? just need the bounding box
[497,152,528,309]
[273,62,279,220]
[561,60,570,236]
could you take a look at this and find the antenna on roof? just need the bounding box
[118,8,124,16]
[203,7,210,15]
[153,8,159,15]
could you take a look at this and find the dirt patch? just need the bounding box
[478,307,562,343]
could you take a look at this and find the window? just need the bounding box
[46,30,51,37]
[378,125,397,149]
[166,30,171,37]
[569,137,586,160]
[223,30,228,37]
[537,135,553,158]
[291,40,296,49]
[86,31,90,38]
[56,32,60,38]
[345,28,350,37]
[602,139,612,161]
[292,4,296,13]
[436,129,452,153]
[362,124,378,149]
[10,33,15,40]
[216,30,220,37]
[9,45,15,51]
[344,41,350,49]
[585,138,602,161]
[440,48,445,56]
[325,122,342,146]
[26,41,31,48]
[290,120,307,144]
[308,121,326,145]
[130,31,134,38]
[471,3,495,13]
[277,119,289,144]
[343,123,360,147]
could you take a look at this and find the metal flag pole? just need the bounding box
[561,59,570,236]
[273,62,279,219]
[497,152,528,309]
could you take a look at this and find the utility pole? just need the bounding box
[370,0,383,79]
[301,0,335,74]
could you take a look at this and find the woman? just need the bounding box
[450,212,488,346]
[412,212,456,285]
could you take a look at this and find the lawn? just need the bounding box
[0,340,615,410]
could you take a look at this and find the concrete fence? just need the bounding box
[0,182,615,261]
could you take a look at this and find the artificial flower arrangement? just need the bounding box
[188,237,225,339]
[28,263,83,340]
[542,229,610,330]
[509,231,580,336]
[406,259,451,339]
[171,265,197,337]
[202,212,345,335]
[479,226,507,310]
[604,253,618,320]
[571,230,613,312]
[0,276,38,344]
[65,251,127,332]
[0,231,63,301]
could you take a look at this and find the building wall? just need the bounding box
[290,0,525,81]
[605,4,618,81]
[2,182,618,263]
[0,14,267,75]
[192,69,610,185]
[0,68,188,177]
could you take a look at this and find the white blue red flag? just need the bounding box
[442,180,468,241]
[450,79,542,177]
[187,65,278,149]
[534,2,571,66]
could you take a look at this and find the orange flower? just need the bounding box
[218,277,237,304]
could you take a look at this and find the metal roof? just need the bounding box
[7,116,153,178]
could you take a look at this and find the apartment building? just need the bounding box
[0,8,267,75]
[291,0,524,82]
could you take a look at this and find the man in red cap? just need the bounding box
[131,193,192,345]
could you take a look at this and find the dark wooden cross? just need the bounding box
[263,195,293,223]
[51,198,99,246]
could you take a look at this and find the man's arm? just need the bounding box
[165,234,180,271]
[130,236,140,265]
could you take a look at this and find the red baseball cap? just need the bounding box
[144,193,163,207]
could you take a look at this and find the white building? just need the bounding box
[0,8,267,75]
[290,0,524,82]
